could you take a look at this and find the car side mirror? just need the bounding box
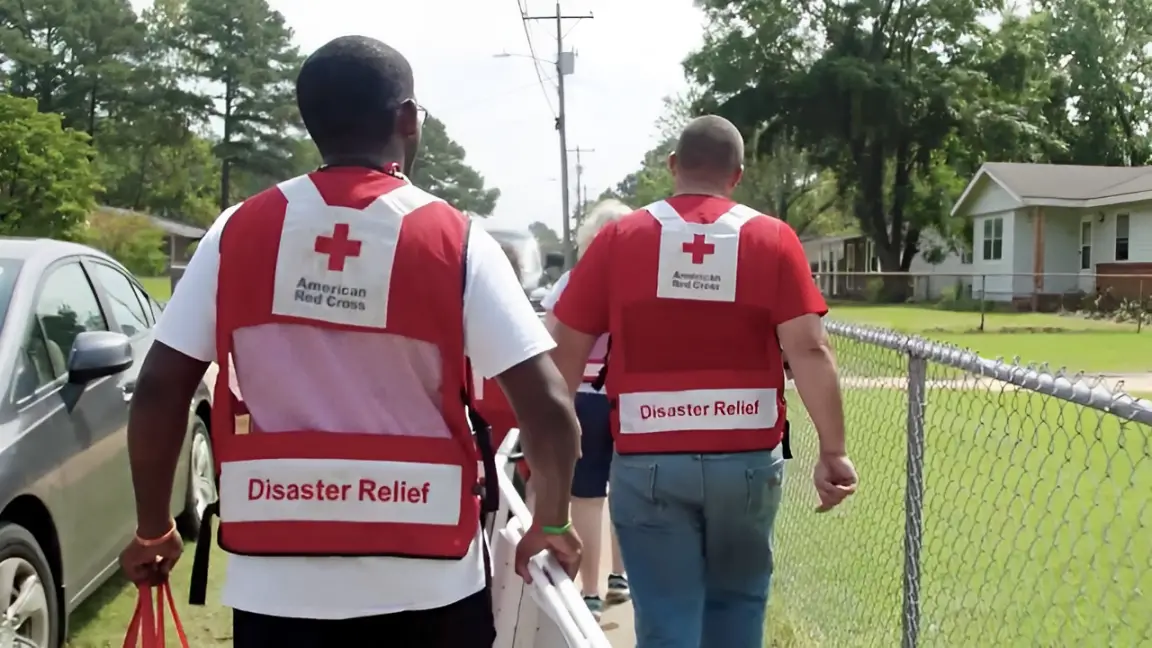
[68,331,133,385]
[544,251,565,271]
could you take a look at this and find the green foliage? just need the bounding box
[528,221,561,253]
[410,117,501,215]
[0,0,498,232]
[640,0,1152,279]
[81,209,168,275]
[0,95,99,239]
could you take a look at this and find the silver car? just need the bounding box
[0,238,213,647]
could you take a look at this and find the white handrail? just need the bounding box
[490,429,613,648]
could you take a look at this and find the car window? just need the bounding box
[12,319,57,401]
[130,283,154,326]
[36,263,108,378]
[0,259,24,338]
[89,264,150,337]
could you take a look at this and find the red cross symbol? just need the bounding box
[682,234,715,264]
[314,223,362,272]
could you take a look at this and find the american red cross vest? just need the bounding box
[606,199,789,455]
[210,172,479,560]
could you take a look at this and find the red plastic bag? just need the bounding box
[122,581,189,648]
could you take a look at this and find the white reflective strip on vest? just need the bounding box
[617,388,777,434]
[218,458,463,524]
[271,176,443,328]
[583,361,604,381]
[644,200,761,303]
[472,364,486,400]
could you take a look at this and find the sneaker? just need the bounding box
[583,595,605,621]
[606,573,631,604]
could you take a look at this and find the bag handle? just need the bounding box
[123,581,190,648]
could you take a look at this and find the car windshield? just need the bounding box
[0,259,22,334]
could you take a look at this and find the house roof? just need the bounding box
[952,163,1152,216]
[99,206,207,240]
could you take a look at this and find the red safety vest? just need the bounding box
[604,199,789,455]
[210,172,480,560]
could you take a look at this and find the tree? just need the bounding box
[686,0,1018,290]
[529,221,561,252]
[180,0,302,209]
[0,95,99,238]
[410,116,500,215]
[92,0,219,225]
[81,209,168,275]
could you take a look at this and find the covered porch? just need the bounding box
[801,233,879,298]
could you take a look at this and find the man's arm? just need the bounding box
[778,316,845,456]
[495,356,581,526]
[129,207,233,538]
[465,228,580,527]
[129,346,210,538]
[550,227,612,394]
[772,224,846,457]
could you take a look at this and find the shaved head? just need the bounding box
[673,115,745,180]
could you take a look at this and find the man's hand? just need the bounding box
[119,529,183,586]
[813,452,858,512]
[515,524,582,584]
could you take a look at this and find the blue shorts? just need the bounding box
[573,392,613,498]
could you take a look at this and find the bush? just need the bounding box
[864,277,885,302]
[936,282,986,312]
[81,209,167,276]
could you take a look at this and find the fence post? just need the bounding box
[1139,279,1144,334]
[979,275,987,332]
[902,354,928,648]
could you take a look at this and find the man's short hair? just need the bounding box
[296,36,414,155]
[674,115,745,178]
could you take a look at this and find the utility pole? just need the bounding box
[568,146,594,231]
[524,3,593,268]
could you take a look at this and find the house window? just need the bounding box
[982,217,1003,261]
[960,249,973,264]
[1116,213,1130,261]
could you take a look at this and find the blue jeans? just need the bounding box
[609,449,785,648]
[573,392,613,497]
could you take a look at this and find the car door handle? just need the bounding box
[121,381,137,403]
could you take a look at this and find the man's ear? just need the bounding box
[667,152,678,174]
[730,164,744,189]
[396,102,420,139]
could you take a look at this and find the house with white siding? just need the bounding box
[953,162,1152,304]
[802,230,970,300]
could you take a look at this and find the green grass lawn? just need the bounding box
[138,276,172,303]
[771,385,1151,647]
[829,303,1152,374]
[66,542,232,647]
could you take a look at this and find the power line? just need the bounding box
[523,2,594,267]
[516,0,557,117]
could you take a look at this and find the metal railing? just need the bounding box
[489,429,612,648]
[772,321,1151,647]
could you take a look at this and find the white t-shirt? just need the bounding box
[156,202,555,620]
[542,271,607,395]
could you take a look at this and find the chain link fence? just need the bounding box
[771,321,1151,647]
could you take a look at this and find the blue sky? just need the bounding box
[130,0,707,233]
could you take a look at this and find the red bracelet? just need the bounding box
[134,521,176,547]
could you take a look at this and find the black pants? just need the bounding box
[232,588,495,648]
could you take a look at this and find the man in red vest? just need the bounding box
[117,36,582,647]
[549,115,858,648]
